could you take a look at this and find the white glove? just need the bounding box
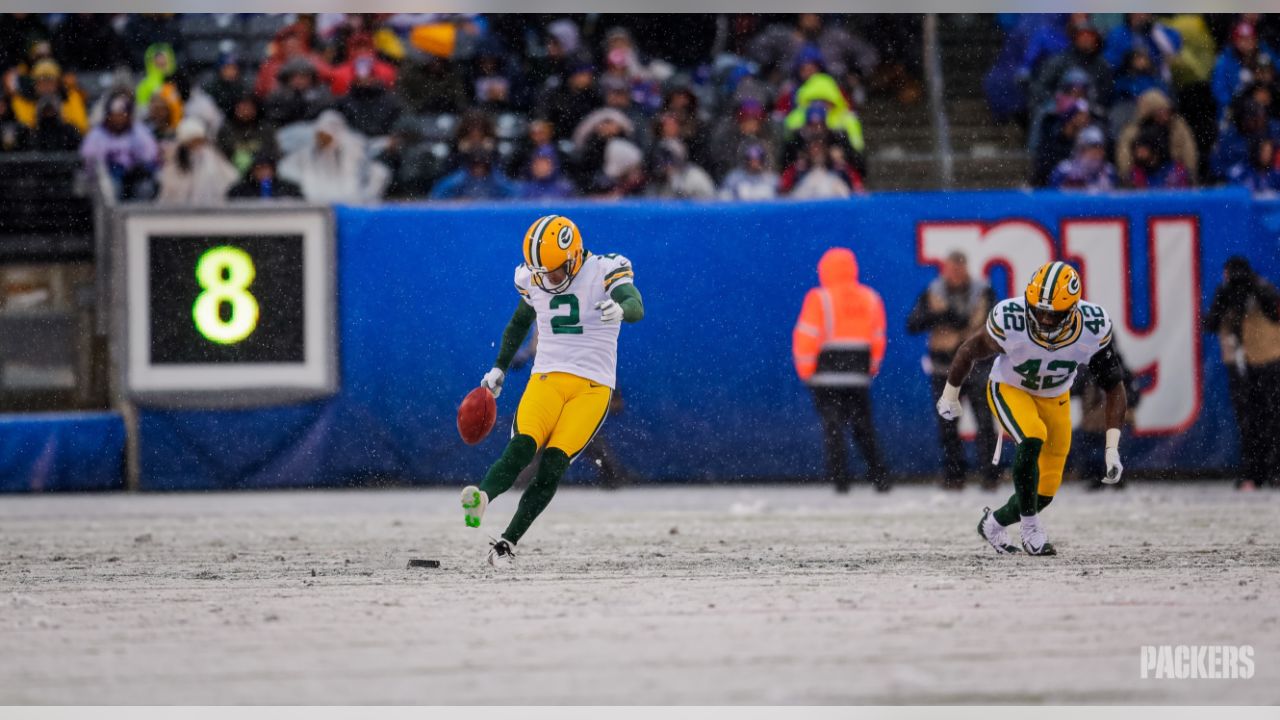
[480,367,505,398]
[1103,428,1123,484]
[596,299,624,323]
[935,382,962,421]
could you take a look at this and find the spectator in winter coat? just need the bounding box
[1104,13,1182,81]
[335,57,404,138]
[1115,88,1198,180]
[80,91,159,200]
[518,146,576,200]
[1112,47,1170,105]
[135,43,182,128]
[203,53,249,118]
[216,94,279,175]
[255,27,332,98]
[709,98,777,181]
[589,137,647,198]
[1032,20,1114,112]
[264,58,334,128]
[1210,99,1280,180]
[1032,98,1101,186]
[571,108,636,188]
[157,117,239,205]
[278,110,387,203]
[1226,136,1280,195]
[329,38,397,97]
[374,116,441,200]
[1125,124,1192,188]
[430,148,518,201]
[781,133,862,198]
[648,138,716,200]
[227,152,304,200]
[469,36,525,113]
[30,95,81,152]
[504,119,561,180]
[541,61,601,142]
[9,59,89,134]
[1212,22,1277,113]
[719,141,779,200]
[784,72,865,155]
[1049,125,1117,190]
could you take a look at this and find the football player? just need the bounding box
[937,261,1127,555]
[461,215,644,567]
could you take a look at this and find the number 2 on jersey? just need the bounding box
[550,294,582,334]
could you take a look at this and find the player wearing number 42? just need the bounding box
[937,261,1126,556]
[460,215,644,567]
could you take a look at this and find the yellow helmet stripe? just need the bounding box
[1042,261,1064,304]
[528,215,557,269]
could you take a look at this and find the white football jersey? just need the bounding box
[515,252,634,388]
[985,297,1113,398]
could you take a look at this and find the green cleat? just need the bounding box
[461,485,488,528]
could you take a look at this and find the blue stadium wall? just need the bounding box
[17,189,1280,491]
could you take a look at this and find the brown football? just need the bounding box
[457,386,497,445]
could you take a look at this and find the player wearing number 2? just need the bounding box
[937,261,1126,555]
[461,215,644,567]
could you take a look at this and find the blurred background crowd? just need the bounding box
[0,13,923,204]
[0,12,1275,205]
[987,13,1280,192]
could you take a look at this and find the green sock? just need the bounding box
[993,492,1055,526]
[503,447,570,545]
[991,438,1044,525]
[479,434,537,502]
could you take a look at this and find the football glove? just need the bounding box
[935,382,962,421]
[596,299,624,323]
[1102,428,1123,484]
[480,367,505,398]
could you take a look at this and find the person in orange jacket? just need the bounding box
[793,247,890,493]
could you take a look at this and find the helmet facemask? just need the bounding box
[532,258,576,294]
[1026,302,1077,343]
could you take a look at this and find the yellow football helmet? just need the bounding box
[523,214,584,294]
[1024,261,1082,344]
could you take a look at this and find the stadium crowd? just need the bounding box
[3,13,1277,204]
[985,13,1280,193]
[0,13,925,204]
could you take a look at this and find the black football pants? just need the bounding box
[810,386,889,490]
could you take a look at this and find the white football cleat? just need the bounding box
[1020,515,1057,556]
[486,537,516,568]
[977,507,1020,555]
[461,485,487,528]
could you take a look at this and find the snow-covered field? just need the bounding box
[1,483,1276,704]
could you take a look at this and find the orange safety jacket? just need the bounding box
[792,247,887,386]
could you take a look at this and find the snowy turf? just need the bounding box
[1,483,1276,704]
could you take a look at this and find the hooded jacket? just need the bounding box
[1116,89,1198,180]
[783,73,865,153]
[135,43,183,126]
[792,248,886,385]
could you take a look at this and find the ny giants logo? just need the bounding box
[918,217,1201,436]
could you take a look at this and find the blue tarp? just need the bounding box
[133,190,1272,490]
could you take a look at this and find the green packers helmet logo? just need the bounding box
[557,226,574,249]
[1067,274,1080,295]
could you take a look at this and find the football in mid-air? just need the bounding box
[457,386,497,445]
